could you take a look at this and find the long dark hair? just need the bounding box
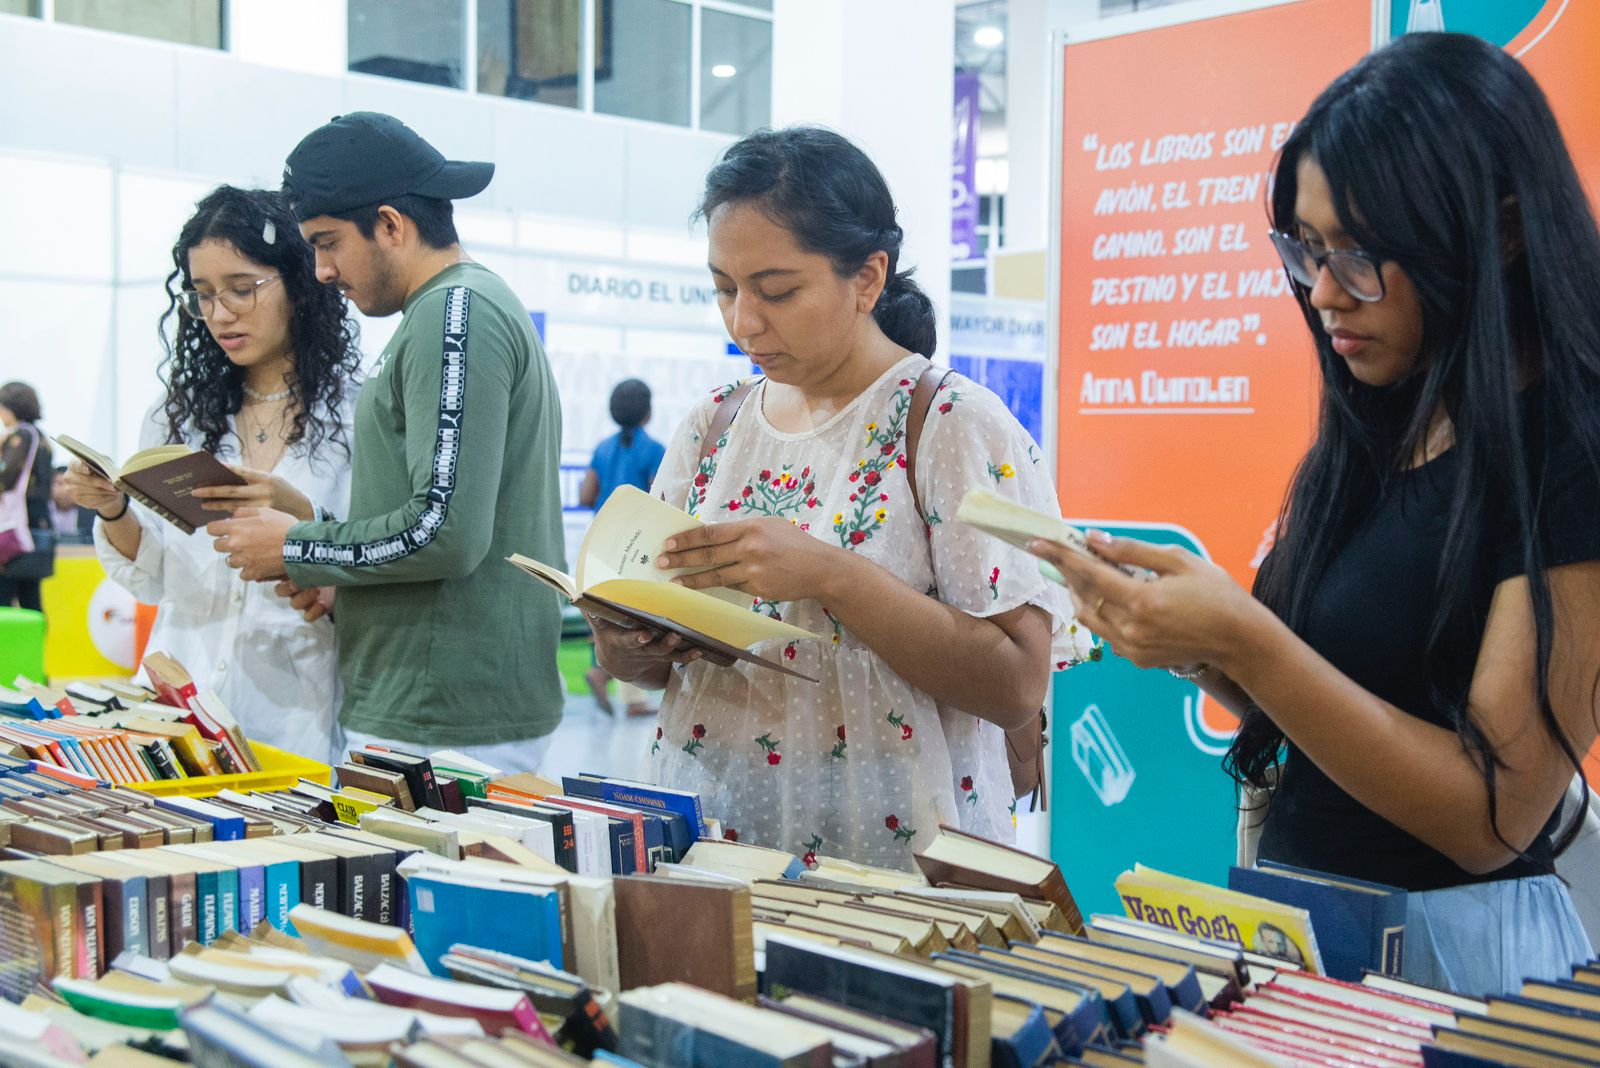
[695,125,937,358]
[159,186,360,457]
[1228,33,1600,861]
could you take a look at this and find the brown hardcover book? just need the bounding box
[613,874,756,1001]
[10,818,97,856]
[336,763,416,811]
[53,435,247,535]
[56,815,124,852]
[914,826,1084,935]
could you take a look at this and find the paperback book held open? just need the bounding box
[509,485,821,680]
[956,488,1151,580]
[53,435,246,535]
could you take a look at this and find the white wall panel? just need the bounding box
[0,154,114,281]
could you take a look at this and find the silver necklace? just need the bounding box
[242,383,292,402]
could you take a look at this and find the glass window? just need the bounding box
[0,2,38,16]
[53,0,222,48]
[349,0,464,89]
[719,0,770,8]
[594,0,690,127]
[478,0,582,108]
[699,8,770,135]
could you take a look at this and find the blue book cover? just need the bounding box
[991,996,1061,1068]
[606,818,638,876]
[230,860,266,932]
[944,949,1138,1040]
[566,774,705,843]
[407,873,563,977]
[1039,930,1205,1017]
[600,799,690,864]
[193,869,222,945]
[1230,861,1407,981]
[154,798,246,842]
[259,858,300,933]
[0,695,54,720]
[215,867,239,937]
[591,1053,648,1068]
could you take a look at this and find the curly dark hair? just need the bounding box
[158,185,360,457]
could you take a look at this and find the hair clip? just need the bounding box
[262,220,277,245]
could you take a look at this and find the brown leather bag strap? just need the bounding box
[696,379,760,467]
[905,365,951,524]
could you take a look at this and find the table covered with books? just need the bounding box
[0,667,1595,1068]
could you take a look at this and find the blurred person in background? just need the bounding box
[580,378,666,716]
[0,381,56,611]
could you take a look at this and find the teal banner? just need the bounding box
[1389,0,1555,45]
[1048,523,1241,918]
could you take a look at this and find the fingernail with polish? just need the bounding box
[656,555,670,568]
[1039,560,1065,585]
[1088,529,1112,545]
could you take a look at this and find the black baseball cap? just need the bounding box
[281,112,494,221]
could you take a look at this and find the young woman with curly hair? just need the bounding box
[63,185,362,763]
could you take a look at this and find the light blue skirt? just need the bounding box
[1401,874,1594,997]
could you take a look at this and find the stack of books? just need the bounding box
[0,655,263,784]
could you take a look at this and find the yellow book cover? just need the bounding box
[1114,863,1324,974]
[329,789,391,826]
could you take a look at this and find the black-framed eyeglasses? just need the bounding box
[1268,230,1386,303]
[178,276,281,320]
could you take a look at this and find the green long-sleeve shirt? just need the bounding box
[284,262,566,746]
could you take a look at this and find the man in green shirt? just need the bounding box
[211,112,566,771]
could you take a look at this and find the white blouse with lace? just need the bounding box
[648,354,1094,870]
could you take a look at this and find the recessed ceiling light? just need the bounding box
[711,63,737,78]
[973,25,1003,47]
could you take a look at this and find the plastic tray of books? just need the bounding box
[124,741,332,798]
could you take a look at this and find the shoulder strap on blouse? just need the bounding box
[696,379,760,467]
[906,365,952,523]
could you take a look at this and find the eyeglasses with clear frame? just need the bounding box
[1268,230,1387,303]
[177,275,281,320]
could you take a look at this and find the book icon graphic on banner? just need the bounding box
[1070,704,1136,807]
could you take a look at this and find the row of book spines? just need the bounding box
[1,726,241,784]
[17,848,394,983]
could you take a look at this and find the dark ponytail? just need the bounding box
[609,378,651,448]
[696,125,938,357]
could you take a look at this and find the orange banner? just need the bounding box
[1056,0,1370,737]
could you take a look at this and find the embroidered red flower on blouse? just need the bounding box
[885,815,900,831]
[836,725,846,741]
[693,472,708,487]
[960,776,974,792]
[849,531,866,546]
[724,827,739,841]
[767,752,781,766]
[692,724,706,739]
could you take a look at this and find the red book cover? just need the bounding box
[1258,986,1434,1039]
[366,967,555,1041]
[1214,1012,1423,1066]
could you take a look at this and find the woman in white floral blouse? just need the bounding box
[592,127,1093,870]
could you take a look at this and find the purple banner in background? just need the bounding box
[952,71,981,263]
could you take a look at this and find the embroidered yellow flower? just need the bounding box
[875,508,887,522]
[833,512,845,525]
[866,422,878,431]
[998,463,1015,479]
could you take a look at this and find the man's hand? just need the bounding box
[208,507,296,581]
[274,579,335,623]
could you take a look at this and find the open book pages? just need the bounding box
[52,434,245,535]
[508,485,821,673]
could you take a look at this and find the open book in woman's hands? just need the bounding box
[54,434,246,535]
[508,486,822,680]
[956,488,1153,581]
